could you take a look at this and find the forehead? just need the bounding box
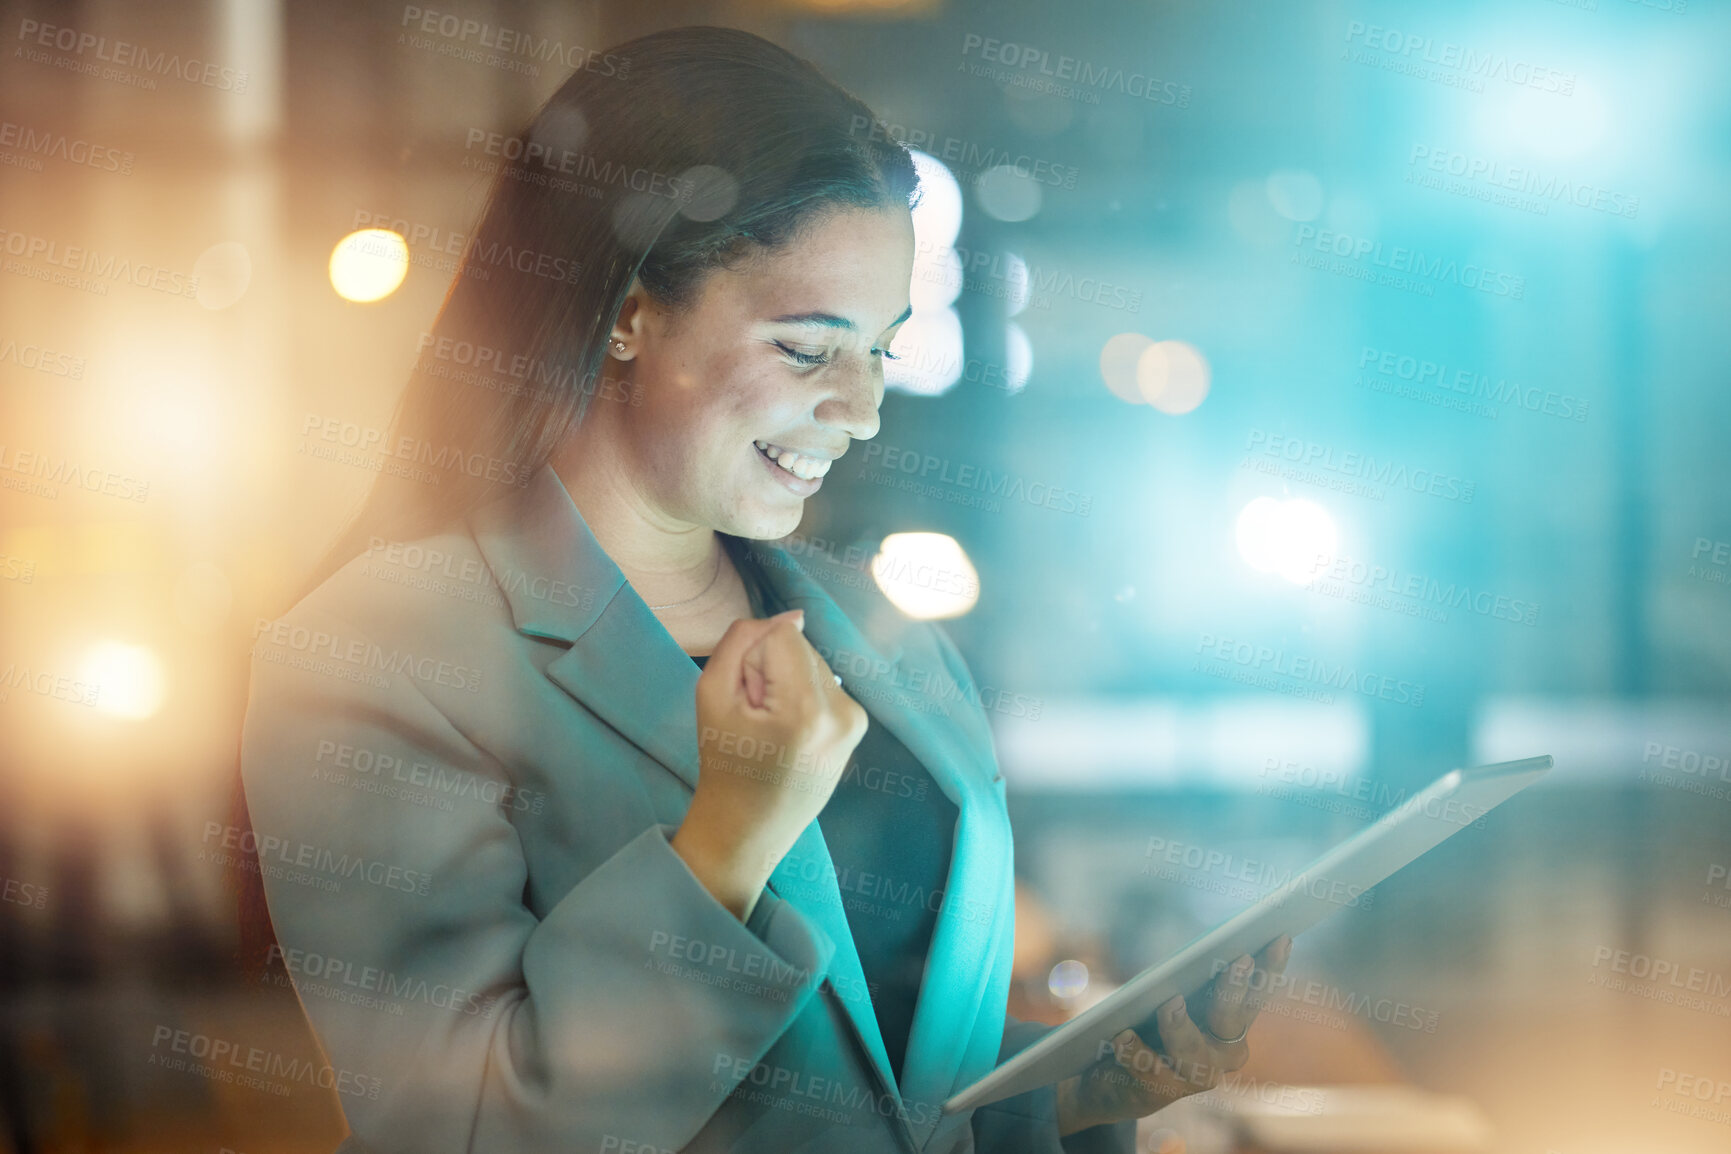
[706,206,914,330]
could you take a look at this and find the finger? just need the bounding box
[1258,933,1293,976]
[1241,934,1293,1017]
[739,613,808,709]
[1099,1028,1175,1113]
[1204,953,1258,1043]
[1156,996,1239,1086]
[742,652,766,710]
[764,611,847,697]
[1204,935,1292,1050]
[758,610,856,708]
[738,612,806,709]
[1105,1013,1213,1110]
[704,609,802,698]
[751,612,823,708]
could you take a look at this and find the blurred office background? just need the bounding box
[1,0,1728,1150]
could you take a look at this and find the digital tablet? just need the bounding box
[942,755,1554,1114]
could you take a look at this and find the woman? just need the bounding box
[238,26,1288,1154]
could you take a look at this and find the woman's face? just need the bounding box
[586,204,915,541]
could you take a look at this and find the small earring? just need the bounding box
[609,338,627,357]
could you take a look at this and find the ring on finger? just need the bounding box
[1198,1021,1248,1046]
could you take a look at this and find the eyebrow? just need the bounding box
[768,304,913,333]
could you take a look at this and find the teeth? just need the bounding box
[754,440,831,481]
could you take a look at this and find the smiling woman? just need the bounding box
[286,26,921,596]
[233,23,1279,1154]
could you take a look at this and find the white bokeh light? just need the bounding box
[1473,79,1611,162]
[329,229,409,303]
[907,152,964,312]
[872,533,980,620]
[1098,332,1153,404]
[1137,340,1212,414]
[884,309,964,396]
[1236,497,1340,586]
[80,641,168,721]
[1003,322,1032,395]
[1002,251,1030,317]
[908,149,963,249]
[975,164,1043,222]
[1048,959,1090,1001]
[899,150,965,399]
[909,243,964,311]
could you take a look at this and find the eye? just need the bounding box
[870,346,902,362]
[774,341,831,368]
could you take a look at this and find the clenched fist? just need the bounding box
[672,609,868,921]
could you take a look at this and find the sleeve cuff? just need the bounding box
[648,823,836,987]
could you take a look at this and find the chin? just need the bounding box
[725,499,805,542]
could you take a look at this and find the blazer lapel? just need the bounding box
[545,590,705,789]
[743,543,1015,1144]
[468,469,911,1125]
[544,595,910,1127]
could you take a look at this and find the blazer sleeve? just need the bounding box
[240,604,836,1154]
[969,1016,1137,1154]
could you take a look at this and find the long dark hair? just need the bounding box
[232,24,920,971]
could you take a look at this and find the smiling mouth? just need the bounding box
[754,440,835,481]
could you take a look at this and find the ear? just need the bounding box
[609,277,654,358]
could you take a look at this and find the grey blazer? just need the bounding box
[240,464,1133,1154]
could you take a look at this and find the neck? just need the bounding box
[550,436,719,602]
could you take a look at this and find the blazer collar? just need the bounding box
[468,464,622,643]
[467,466,921,781]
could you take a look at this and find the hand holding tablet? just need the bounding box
[1054,933,1293,1135]
[947,756,1554,1116]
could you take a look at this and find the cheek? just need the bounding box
[640,391,753,484]
[713,388,788,450]
[637,349,799,479]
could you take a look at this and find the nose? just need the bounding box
[815,355,882,443]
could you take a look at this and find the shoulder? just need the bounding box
[292,528,510,643]
[247,524,519,714]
